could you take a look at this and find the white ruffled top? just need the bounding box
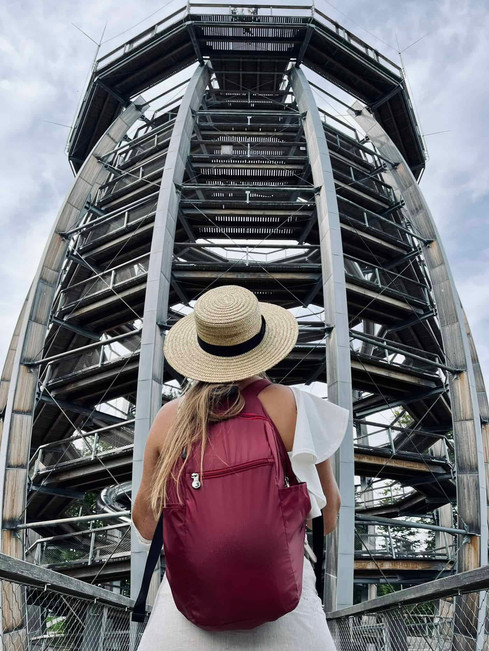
[132,386,350,548]
[287,387,349,518]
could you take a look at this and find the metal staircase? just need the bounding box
[1,2,488,648]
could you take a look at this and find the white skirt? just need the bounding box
[136,554,337,650]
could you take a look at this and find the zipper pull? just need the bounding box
[182,445,187,459]
[191,473,201,489]
[284,476,290,487]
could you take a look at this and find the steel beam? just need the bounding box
[130,63,209,607]
[289,66,355,610]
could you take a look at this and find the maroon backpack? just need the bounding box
[132,378,311,630]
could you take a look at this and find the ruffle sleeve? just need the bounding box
[287,386,350,519]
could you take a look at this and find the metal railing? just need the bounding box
[29,420,135,477]
[354,419,452,458]
[94,2,401,76]
[354,529,450,562]
[63,193,159,239]
[97,153,167,201]
[28,523,131,570]
[0,552,146,650]
[344,254,431,305]
[333,163,395,201]
[349,330,444,376]
[339,204,416,246]
[44,332,141,384]
[109,118,178,169]
[2,551,489,649]
[81,206,157,247]
[58,255,149,310]
[327,563,489,650]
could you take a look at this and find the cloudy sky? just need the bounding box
[1,0,488,389]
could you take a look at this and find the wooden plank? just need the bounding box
[327,563,489,619]
[0,552,134,609]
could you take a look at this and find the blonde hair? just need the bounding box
[149,371,269,518]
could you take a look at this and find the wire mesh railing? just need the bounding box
[327,563,489,650]
[2,551,489,649]
[0,552,146,650]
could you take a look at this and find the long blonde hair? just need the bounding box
[149,371,269,518]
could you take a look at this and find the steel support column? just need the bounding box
[289,67,355,610]
[350,101,488,650]
[130,64,209,605]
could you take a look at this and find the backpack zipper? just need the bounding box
[190,457,274,489]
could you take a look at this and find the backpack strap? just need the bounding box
[312,514,325,601]
[131,512,164,622]
[245,379,324,595]
[241,379,298,488]
[240,378,272,411]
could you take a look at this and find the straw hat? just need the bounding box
[163,285,299,383]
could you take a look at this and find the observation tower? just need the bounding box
[1,2,488,648]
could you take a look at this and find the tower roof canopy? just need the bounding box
[67,3,425,177]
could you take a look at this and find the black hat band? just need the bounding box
[197,315,266,357]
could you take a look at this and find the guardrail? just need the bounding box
[29,420,135,477]
[27,522,131,570]
[2,551,488,649]
[95,1,401,76]
[344,254,432,306]
[0,552,146,650]
[327,563,489,650]
[354,529,452,562]
[57,255,149,310]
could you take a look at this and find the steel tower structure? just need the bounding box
[1,1,488,638]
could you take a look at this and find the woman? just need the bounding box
[132,285,349,649]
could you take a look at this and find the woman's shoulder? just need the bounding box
[149,397,185,452]
[259,383,332,410]
[257,382,349,416]
[256,382,297,452]
[156,395,184,419]
[258,381,295,398]
[258,382,297,413]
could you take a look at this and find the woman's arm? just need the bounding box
[306,457,341,535]
[132,399,178,540]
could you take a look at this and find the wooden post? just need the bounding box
[0,97,148,643]
[350,102,488,651]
